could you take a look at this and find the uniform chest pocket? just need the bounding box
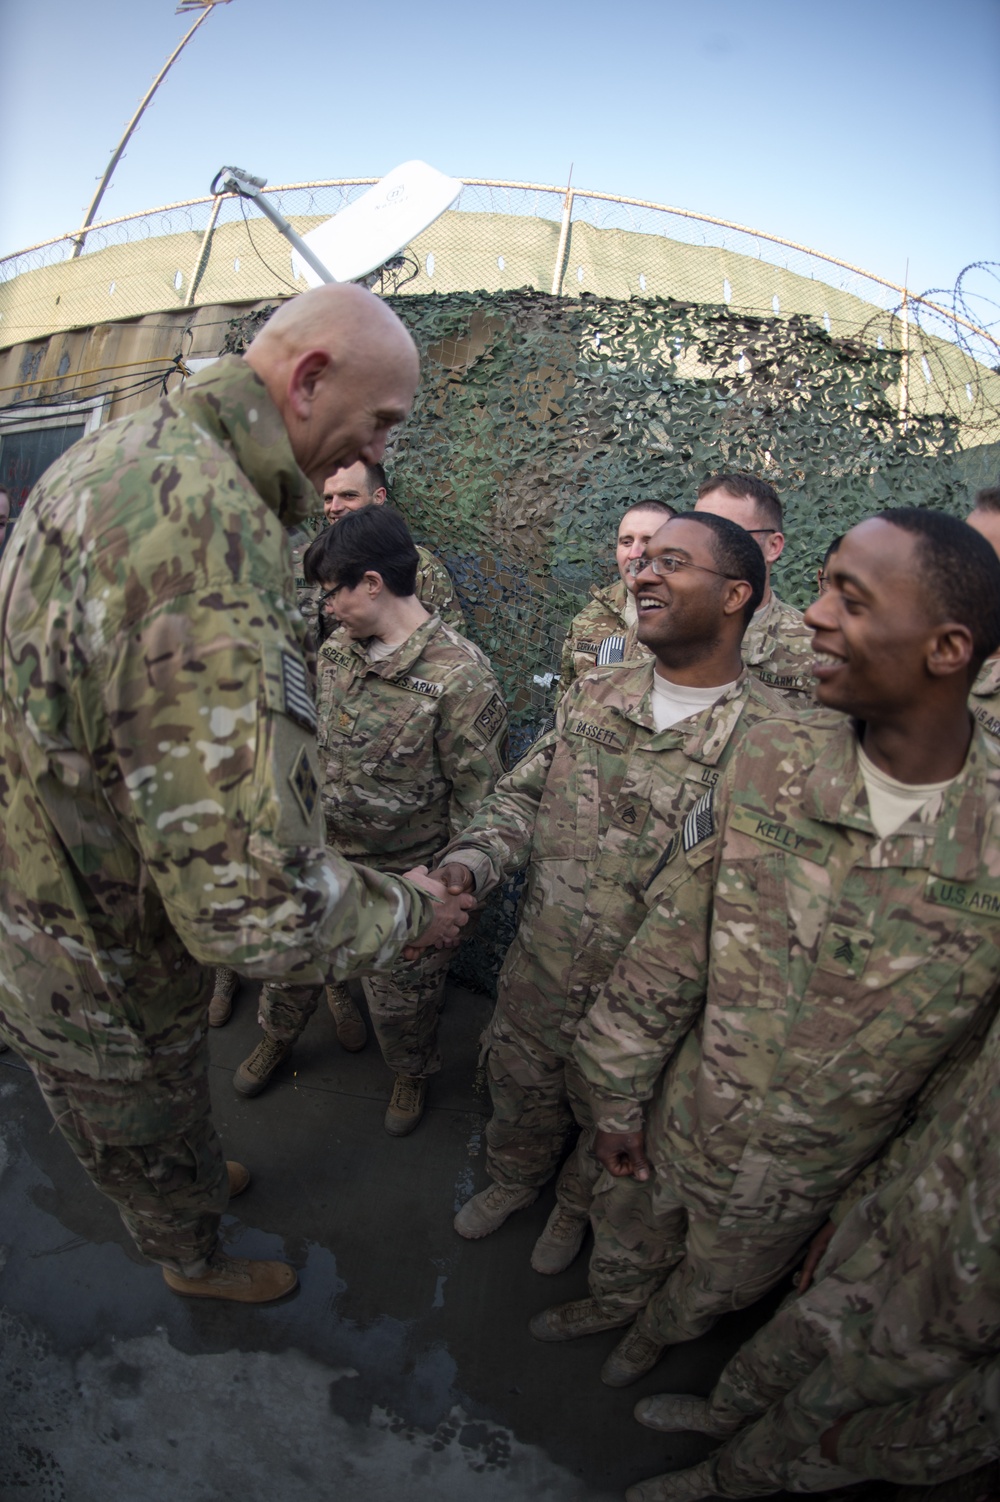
[711,855,790,1010]
[370,702,439,781]
[849,927,989,1055]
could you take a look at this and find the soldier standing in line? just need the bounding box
[966,485,1000,744]
[622,998,1000,1502]
[434,513,790,1275]
[556,499,675,701]
[545,509,1000,1382]
[209,459,468,1029]
[232,505,508,1135]
[0,285,473,1304]
[693,472,815,702]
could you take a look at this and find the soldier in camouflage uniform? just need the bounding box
[209,466,466,1027]
[555,509,1000,1383]
[556,500,674,700]
[289,458,463,635]
[966,487,1000,746]
[436,513,791,1273]
[0,285,473,1303]
[623,999,1000,1502]
[694,473,815,702]
[234,505,508,1134]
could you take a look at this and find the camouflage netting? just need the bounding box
[223,288,982,995]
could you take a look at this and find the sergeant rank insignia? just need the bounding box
[289,745,319,822]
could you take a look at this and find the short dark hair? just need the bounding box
[972,485,1000,514]
[697,472,783,531]
[670,510,766,629]
[620,499,675,524]
[303,505,418,598]
[879,507,1000,672]
[821,533,843,569]
[364,461,389,496]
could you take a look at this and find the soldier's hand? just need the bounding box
[402,867,476,958]
[793,1219,835,1293]
[435,862,476,897]
[594,1129,651,1181]
[819,1414,850,1463]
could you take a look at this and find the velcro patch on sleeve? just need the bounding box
[288,743,319,822]
[683,790,715,852]
[474,693,506,743]
[281,651,318,733]
[596,634,626,666]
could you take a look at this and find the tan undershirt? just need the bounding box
[857,744,955,839]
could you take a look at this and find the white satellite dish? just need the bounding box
[290,160,463,286]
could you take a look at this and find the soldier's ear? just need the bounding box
[363,570,384,597]
[723,579,754,619]
[288,350,332,417]
[927,622,975,680]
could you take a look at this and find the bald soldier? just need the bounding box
[694,473,814,702]
[966,485,1000,745]
[554,509,1000,1385]
[0,285,473,1304]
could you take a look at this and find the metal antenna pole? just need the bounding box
[71,1,231,258]
[210,167,337,284]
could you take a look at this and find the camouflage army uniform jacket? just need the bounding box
[315,614,508,873]
[557,580,650,701]
[970,654,1000,745]
[745,1004,1000,1485]
[575,715,1000,1231]
[440,662,789,1048]
[0,357,435,1080]
[741,590,815,702]
[294,528,464,634]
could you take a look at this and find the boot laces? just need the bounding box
[249,1036,286,1075]
[390,1076,423,1113]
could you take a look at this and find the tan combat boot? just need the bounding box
[530,1204,588,1274]
[528,1296,633,1342]
[327,983,367,1052]
[226,1161,251,1197]
[453,1181,538,1238]
[633,1394,737,1438]
[384,1074,427,1136]
[601,1321,666,1386]
[233,1035,291,1097]
[162,1252,297,1304]
[208,967,238,1027]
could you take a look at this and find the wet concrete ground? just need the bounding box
[1,980,848,1502]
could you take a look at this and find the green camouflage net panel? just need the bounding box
[223,289,971,995]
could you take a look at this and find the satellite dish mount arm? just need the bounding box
[211,166,337,285]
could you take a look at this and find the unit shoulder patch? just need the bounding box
[473,692,506,744]
[288,744,319,822]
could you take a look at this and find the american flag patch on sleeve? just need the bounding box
[281,651,318,733]
[683,790,715,852]
[596,634,627,666]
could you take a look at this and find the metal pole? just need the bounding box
[248,192,335,284]
[551,168,574,296]
[72,3,229,258]
[184,193,223,306]
[898,288,910,428]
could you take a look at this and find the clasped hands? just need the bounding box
[401,861,478,960]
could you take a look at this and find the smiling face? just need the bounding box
[322,461,384,523]
[630,517,739,662]
[803,518,948,718]
[616,506,673,589]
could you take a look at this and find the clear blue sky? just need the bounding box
[2,0,998,302]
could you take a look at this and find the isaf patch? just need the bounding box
[281,651,318,733]
[683,790,715,852]
[474,693,506,744]
[288,744,319,822]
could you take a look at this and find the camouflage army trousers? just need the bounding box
[588,1170,814,1334]
[32,1050,227,1274]
[259,948,449,1076]
[484,1008,592,1198]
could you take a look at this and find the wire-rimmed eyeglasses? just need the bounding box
[626,555,741,582]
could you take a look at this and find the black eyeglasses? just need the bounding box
[746,528,778,537]
[627,555,741,582]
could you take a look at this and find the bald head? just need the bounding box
[244,284,420,492]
